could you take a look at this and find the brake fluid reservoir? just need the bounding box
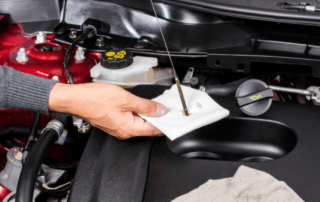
[90,49,174,86]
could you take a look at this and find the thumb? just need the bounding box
[127,96,166,117]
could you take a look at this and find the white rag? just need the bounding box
[140,84,230,141]
[172,165,304,202]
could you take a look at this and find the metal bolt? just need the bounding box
[96,37,105,47]
[73,117,92,134]
[35,31,47,44]
[274,75,281,83]
[12,148,23,161]
[52,75,60,82]
[74,47,86,61]
[16,47,29,63]
[69,30,77,39]
[78,121,91,134]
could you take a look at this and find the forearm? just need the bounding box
[48,83,82,115]
[48,82,122,117]
[47,83,71,113]
[0,66,57,114]
[0,66,165,139]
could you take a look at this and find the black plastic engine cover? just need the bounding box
[68,131,155,202]
[69,85,320,202]
[68,86,165,202]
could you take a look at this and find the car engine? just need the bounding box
[1,0,320,201]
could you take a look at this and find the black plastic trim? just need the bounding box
[154,0,320,26]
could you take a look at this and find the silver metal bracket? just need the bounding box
[306,86,320,106]
[73,117,92,134]
[268,85,320,106]
[182,67,195,84]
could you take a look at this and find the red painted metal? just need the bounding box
[0,183,11,202]
[0,23,98,198]
[0,24,100,129]
[0,24,98,83]
[0,144,9,171]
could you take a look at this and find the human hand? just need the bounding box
[48,82,166,139]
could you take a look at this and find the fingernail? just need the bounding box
[156,103,166,116]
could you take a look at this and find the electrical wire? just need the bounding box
[63,31,92,84]
[63,37,82,84]
[22,112,41,164]
[35,181,72,197]
[42,182,72,190]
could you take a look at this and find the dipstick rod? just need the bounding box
[150,0,189,116]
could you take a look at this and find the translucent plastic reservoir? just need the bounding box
[90,56,174,86]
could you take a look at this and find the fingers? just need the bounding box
[125,96,167,117]
[94,112,164,140]
[95,125,127,140]
[131,115,163,136]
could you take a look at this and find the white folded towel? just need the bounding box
[140,84,230,141]
[172,165,304,202]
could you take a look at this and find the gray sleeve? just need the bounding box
[0,66,58,114]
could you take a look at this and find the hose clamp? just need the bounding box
[41,120,64,137]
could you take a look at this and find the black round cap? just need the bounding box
[235,79,274,116]
[100,49,133,69]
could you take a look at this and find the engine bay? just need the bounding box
[1,0,320,201]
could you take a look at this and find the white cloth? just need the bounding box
[140,84,229,141]
[172,165,304,202]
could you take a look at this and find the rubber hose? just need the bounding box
[15,130,59,202]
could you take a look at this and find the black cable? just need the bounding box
[63,32,92,84]
[30,113,40,140]
[16,113,67,202]
[63,38,81,84]
[22,112,41,164]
